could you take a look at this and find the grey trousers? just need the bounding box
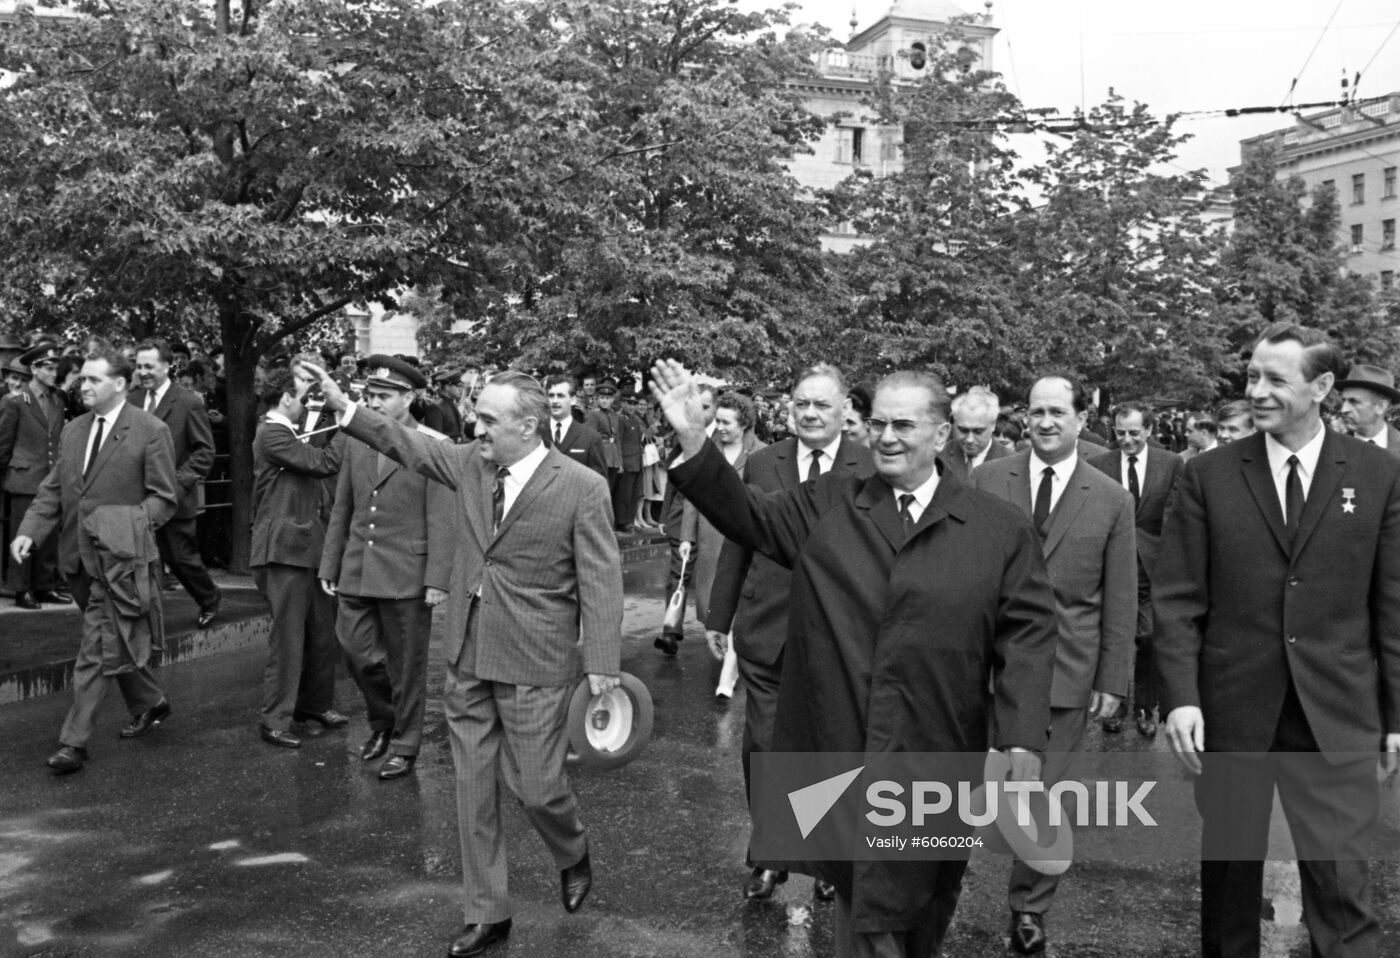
[1007,705,1088,914]
[336,593,431,756]
[444,665,585,923]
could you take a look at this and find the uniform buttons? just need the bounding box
[485,559,493,566]
[368,523,375,530]
[367,541,374,546]
[1288,577,1298,586]
[370,506,377,512]
[1287,635,1297,644]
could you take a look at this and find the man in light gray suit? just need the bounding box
[303,363,622,958]
[969,372,1136,956]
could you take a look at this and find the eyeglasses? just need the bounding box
[864,417,939,438]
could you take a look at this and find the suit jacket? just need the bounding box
[970,451,1137,707]
[341,407,622,687]
[0,384,65,495]
[1155,430,1400,754]
[128,382,215,519]
[939,438,1012,482]
[421,396,465,442]
[18,402,178,578]
[705,436,875,665]
[1089,445,1183,583]
[671,443,1057,926]
[250,417,343,569]
[548,419,608,479]
[319,420,453,600]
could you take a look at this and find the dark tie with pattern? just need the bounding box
[84,417,105,479]
[1127,454,1140,507]
[492,466,509,534]
[1033,466,1054,536]
[1285,455,1303,542]
[898,493,916,540]
[807,449,822,482]
[555,421,563,446]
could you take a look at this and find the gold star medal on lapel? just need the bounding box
[1342,488,1356,514]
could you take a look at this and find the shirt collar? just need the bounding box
[799,435,843,462]
[150,378,171,407]
[1369,427,1390,448]
[265,410,296,430]
[897,467,941,513]
[1264,423,1326,480]
[503,440,549,484]
[1028,449,1078,484]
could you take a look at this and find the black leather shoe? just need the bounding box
[260,727,301,749]
[15,591,40,610]
[1102,714,1123,733]
[360,729,390,762]
[1009,911,1047,954]
[35,590,72,604]
[743,868,788,900]
[447,919,512,957]
[47,745,87,774]
[378,755,415,780]
[196,603,219,629]
[813,878,836,901]
[120,700,171,739]
[1135,709,1158,738]
[561,850,592,913]
[293,708,349,729]
[654,633,680,656]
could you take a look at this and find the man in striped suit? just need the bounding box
[303,363,622,958]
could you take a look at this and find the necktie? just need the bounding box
[1032,466,1054,535]
[1127,454,1140,507]
[898,493,916,540]
[84,417,105,479]
[807,449,823,482]
[1285,455,1303,541]
[492,466,509,533]
[144,392,154,412]
[555,422,563,446]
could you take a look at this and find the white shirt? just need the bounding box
[496,441,548,519]
[266,409,297,433]
[967,443,993,471]
[1119,448,1146,495]
[1363,427,1389,449]
[550,416,570,445]
[893,469,941,524]
[85,408,118,471]
[797,435,843,478]
[1265,424,1326,514]
[1027,450,1078,516]
[143,378,171,412]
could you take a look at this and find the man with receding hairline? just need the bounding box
[652,359,1058,958]
[943,385,1010,479]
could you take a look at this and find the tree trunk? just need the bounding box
[217,289,258,574]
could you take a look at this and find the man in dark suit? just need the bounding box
[544,376,607,478]
[654,359,1058,958]
[1337,364,1400,456]
[11,349,179,775]
[304,363,622,958]
[0,342,69,608]
[130,339,221,628]
[422,366,467,442]
[1158,324,1400,957]
[969,374,1136,955]
[319,356,453,782]
[941,385,1012,479]
[1090,400,1183,737]
[704,363,874,902]
[250,367,347,749]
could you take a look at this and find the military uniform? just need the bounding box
[0,345,67,604]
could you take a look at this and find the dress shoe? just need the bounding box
[743,868,788,900]
[119,700,171,739]
[260,727,301,748]
[1102,714,1123,733]
[814,878,836,901]
[654,632,681,656]
[360,729,391,762]
[561,850,592,913]
[35,590,72,604]
[47,745,87,775]
[1135,709,1158,738]
[14,591,40,610]
[196,603,219,629]
[447,919,512,957]
[378,755,415,780]
[1009,911,1047,954]
[293,708,350,729]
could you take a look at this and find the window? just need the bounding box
[1321,179,1336,193]
[1385,167,1397,199]
[1351,223,1364,253]
[1384,219,1396,251]
[836,127,866,165]
[1383,271,1395,290]
[1353,173,1365,205]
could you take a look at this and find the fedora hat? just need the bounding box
[1336,364,1400,403]
[566,672,653,770]
[970,749,1073,876]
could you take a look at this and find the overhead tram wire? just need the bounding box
[1279,0,1347,107]
[1352,17,1400,99]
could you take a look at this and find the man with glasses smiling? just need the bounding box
[654,359,1058,958]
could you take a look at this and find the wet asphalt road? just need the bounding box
[0,560,1389,958]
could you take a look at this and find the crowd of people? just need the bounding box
[3,324,1400,958]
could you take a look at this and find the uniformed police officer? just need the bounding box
[319,355,453,780]
[0,343,70,608]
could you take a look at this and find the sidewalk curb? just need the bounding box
[1,536,669,706]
